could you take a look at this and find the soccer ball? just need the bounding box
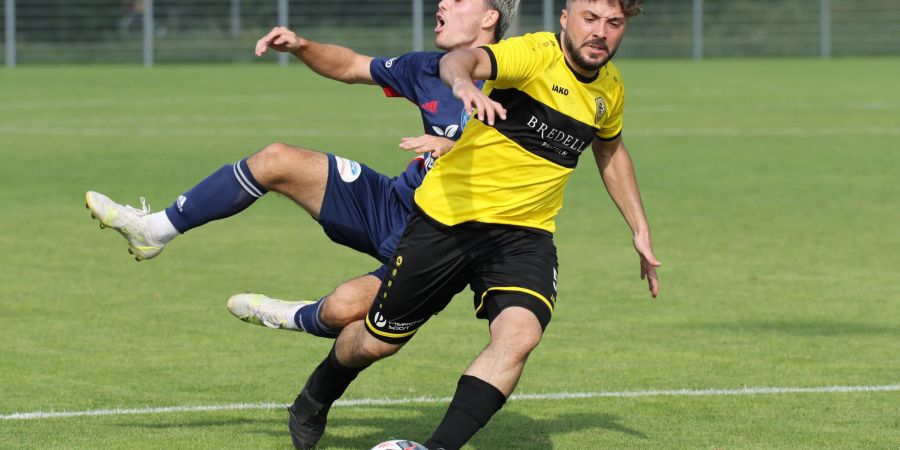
[370,439,428,450]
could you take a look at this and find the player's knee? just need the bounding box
[489,309,543,358]
[356,335,402,361]
[496,329,541,360]
[320,279,379,328]
[319,298,367,329]
[248,142,311,184]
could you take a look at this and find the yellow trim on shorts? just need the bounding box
[476,287,554,316]
[365,315,418,339]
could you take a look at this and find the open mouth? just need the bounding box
[435,14,446,33]
[585,42,608,56]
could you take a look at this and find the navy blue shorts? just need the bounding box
[317,154,409,280]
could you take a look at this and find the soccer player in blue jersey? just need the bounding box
[86,0,519,341]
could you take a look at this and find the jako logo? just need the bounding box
[384,57,397,68]
[552,84,569,95]
[432,124,459,138]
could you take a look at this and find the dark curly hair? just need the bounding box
[566,0,644,18]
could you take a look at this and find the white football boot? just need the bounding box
[227,293,312,330]
[85,191,165,261]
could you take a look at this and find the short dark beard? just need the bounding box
[563,27,617,73]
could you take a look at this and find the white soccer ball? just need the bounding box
[370,439,428,450]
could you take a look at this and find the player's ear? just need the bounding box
[559,9,568,31]
[482,9,500,30]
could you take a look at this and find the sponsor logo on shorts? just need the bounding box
[385,318,426,332]
[176,195,187,212]
[334,156,362,183]
[372,312,424,333]
[385,57,398,68]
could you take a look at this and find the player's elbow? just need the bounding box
[337,57,375,85]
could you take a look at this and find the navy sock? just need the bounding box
[164,158,266,233]
[294,297,341,339]
[424,375,507,450]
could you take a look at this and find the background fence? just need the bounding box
[2,0,898,66]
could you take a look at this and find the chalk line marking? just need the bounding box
[3,384,897,421]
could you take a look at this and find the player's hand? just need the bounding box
[451,80,506,126]
[255,27,305,56]
[399,135,455,158]
[633,232,661,298]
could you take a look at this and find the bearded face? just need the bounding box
[560,0,627,75]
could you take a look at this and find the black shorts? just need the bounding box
[365,209,559,344]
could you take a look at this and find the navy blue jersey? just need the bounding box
[370,52,480,212]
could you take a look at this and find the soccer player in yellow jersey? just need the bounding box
[288,1,660,449]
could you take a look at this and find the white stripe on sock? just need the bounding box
[232,163,263,198]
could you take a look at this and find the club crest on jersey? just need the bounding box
[595,96,607,123]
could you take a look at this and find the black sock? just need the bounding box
[304,346,368,405]
[424,375,507,450]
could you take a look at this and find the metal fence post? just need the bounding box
[820,0,831,58]
[509,7,521,37]
[5,0,15,67]
[543,0,554,32]
[230,0,241,37]
[277,0,288,66]
[692,0,703,60]
[143,0,154,67]
[413,0,423,51]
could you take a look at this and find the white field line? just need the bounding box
[2,384,897,421]
[0,125,899,138]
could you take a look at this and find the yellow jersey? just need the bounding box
[414,31,625,233]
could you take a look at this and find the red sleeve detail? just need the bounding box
[382,86,403,98]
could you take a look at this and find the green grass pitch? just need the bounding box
[0,58,898,448]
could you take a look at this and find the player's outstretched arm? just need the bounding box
[592,137,661,298]
[439,49,506,126]
[255,26,375,85]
